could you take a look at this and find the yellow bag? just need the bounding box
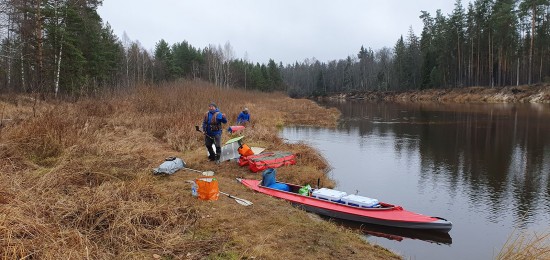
[196,178,219,201]
[238,143,254,156]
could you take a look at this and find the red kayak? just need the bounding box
[238,179,452,232]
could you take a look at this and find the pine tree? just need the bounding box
[519,0,550,84]
[154,39,174,83]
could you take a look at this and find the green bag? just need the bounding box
[298,184,312,196]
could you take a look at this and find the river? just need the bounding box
[280,100,550,260]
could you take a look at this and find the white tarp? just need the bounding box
[220,142,241,162]
[153,157,185,175]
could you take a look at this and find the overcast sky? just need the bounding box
[97,0,468,65]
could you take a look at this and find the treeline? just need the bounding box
[1,0,549,98]
[0,0,285,97]
[283,0,550,96]
[149,40,285,92]
[0,0,123,96]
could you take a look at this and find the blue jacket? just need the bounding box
[203,109,227,136]
[236,111,250,125]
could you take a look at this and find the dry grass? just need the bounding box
[496,229,550,260]
[0,81,399,259]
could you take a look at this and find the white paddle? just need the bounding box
[182,167,215,176]
[219,191,253,206]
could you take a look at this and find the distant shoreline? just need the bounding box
[318,85,550,104]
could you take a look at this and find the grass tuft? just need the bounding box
[496,229,550,260]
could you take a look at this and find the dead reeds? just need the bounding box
[1,81,397,259]
[496,229,550,260]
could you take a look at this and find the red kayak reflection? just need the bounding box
[323,216,453,245]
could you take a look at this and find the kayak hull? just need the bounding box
[293,203,452,231]
[238,179,452,232]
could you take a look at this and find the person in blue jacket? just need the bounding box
[202,102,227,161]
[236,107,250,125]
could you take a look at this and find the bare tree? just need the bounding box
[222,41,234,88]
[53,0,68,97]
[0,1,14,90]
[206,44,224,87]
[122,31,131,87]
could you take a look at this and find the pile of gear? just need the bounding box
[151,102,296,206]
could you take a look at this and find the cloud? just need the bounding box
[98,0,463,64]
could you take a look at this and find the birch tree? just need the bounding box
[222,41,234,88]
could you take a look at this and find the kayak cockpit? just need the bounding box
[258,181,399,210]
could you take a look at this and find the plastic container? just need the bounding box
[191,182,198,197]
[196,177,219,201]
[340,194,379,208]
[312,188,347,202]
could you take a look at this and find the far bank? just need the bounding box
[318,84,550,104]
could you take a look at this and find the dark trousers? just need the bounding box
[205,134,222,159]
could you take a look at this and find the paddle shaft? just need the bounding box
[317,178,320,189]
[183,167,215,175]
[195,125,214,140]
[219,191,253,206]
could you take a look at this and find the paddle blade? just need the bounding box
[220,191,253,206]
[202,171,215,176]
[234,198,253,206]
[225,135,245,145]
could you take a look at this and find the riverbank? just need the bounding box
[0,82,399,259]
[322,84,550,103]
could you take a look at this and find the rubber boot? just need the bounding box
[215,147,221,161]
[207,146,216,161]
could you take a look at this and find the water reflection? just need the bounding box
[282,100,550,259]
[323,217,453,245]
[324,101,550,228]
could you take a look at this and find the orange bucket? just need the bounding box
[195,177,219,201]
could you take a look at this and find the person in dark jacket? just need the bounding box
[202,102,227,161]
[236,107,250,125]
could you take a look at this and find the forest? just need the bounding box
[0,0,549,97]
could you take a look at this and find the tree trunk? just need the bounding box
[21,44,25,92]
[35,0,43,95]
[54,2,66,97]
[489,33,495,87]
[517,57,520,86]
[540,55,543,82]
[7,13,12,88]
[54,32,64,97]
[477,34,480,86]
[528,3,535,85]
[457,29,461,86]
[469,37,473,86]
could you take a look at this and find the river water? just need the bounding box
[280,100,550,260]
